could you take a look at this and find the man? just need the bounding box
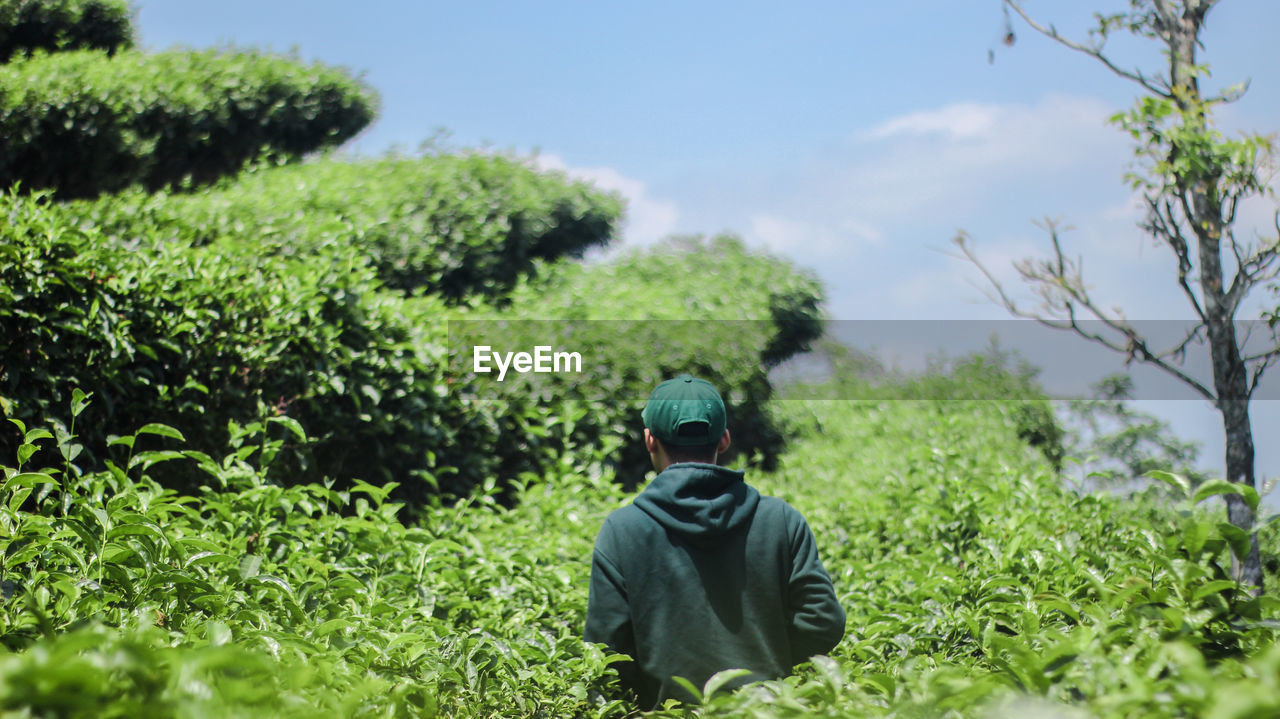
[584,374,845,709]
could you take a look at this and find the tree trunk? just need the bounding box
[1207,312,1260,589]
[1198,225,1263,591]
[1175,2,1264,592]
[1219,396,1262,588]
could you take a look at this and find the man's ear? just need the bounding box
[716,428,731,455]
[644,428,659,454]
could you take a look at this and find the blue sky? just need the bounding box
[131,1,1280,497]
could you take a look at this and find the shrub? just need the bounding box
[72,152,623,302]
[0,48,376,198]
[450,233,826,488]
[0,190,577,502]
[0,0,132,62]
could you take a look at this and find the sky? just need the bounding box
[130,1,1280,502]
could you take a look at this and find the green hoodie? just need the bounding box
[584,462,845,708]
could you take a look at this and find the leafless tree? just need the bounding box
[959,0,1279,589]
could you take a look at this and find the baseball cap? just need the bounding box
[642,374,727,447]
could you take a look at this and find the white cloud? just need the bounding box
[860,101,1000,141]
[533,153,678,246]
[832,94,1124,222]
[705,94,1146,319]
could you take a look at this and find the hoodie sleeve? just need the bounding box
[584,522,641,694]
[785,511,846,665]
[584,542,633,653]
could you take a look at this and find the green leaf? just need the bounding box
[252,574,294,596]
[313,618,355,638]
[861,673,896,697]
[1145,469,1191,497]
[238,554,262,581]
[23,429,53,444]
[697,668,752,700]
[267,415,306,441]
[1193,478,1247,507]
[16,445,39,466]
[128,450,187,473]
[106,522,168,547]
[63,518,101,557]
[107,434,135,449]
[1184,520,1212,556]
[135,423,186,442]
[3,472,58,491]
[184,551,232,569]
[205,620,232,647]
[670,675,703,704]
[70,388,90,418]
[1192,579,1238,602]
[809,654,845,691]
[1217,522,1251,560]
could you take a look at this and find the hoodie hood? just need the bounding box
[633,463,760,540]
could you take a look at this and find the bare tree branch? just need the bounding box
[1247,349,1278,397]
[1243,345,1280,364]
[1004,0,1171,97]
[1144,195,1206,321]
[954,228,1217,402]
[1159,323,1207,364]
[1226,233,1280,313]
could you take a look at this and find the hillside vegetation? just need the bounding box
[2,392,1277,717]
[2,4,1277,716]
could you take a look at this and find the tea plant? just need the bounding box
[0,48,375,198]
[0,0,132,62]
[3,389,1275,716]
[0,398,629,717]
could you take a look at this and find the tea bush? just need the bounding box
[3,189,822,502]
[0,48,376,198]
[1,390,1275,717]
[0,190,574,501]
[0,404,628,717]
[0,0,132,62]
[450,233,825,488]
[73,151,624,302]
[648,396,1280,717]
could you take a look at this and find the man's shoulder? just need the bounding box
[752,494,812,537]
[599,502,653,535]
[755,493,803,519]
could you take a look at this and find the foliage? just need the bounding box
[72,151,623,303]
[451,233,826,488]
[783,337,1066,470]
[0,191,796,505]
[0,0,132,62]
[1062,373,1207,488]
[0,48,376,198]
[964,0,1280,588]
[646,397,1280,717]
[0,404,627,717]
[0,190,581,502]
[1,386,1276,716]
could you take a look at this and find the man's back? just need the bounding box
[585,462,845,708]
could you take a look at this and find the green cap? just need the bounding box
[642,374,726,447]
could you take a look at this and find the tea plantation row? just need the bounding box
[2,393,1276,717]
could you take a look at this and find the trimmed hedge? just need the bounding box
[0,48,376,198]
[450,233,826,488]
[0,0,132,62]
[1,189,821,503]
[75,153,624,302]
[0,191,570,503]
